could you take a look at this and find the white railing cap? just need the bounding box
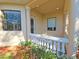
[30,33,68,43]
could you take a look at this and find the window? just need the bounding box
[2,10,21,31]
[47,17,56,31]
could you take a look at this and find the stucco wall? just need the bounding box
[31,9,43,34]
[0,4,26,46]
[42,13,64,37]
[31,9,64,37]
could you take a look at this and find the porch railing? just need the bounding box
[29,33,68,57]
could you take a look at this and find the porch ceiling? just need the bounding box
[0,0,65,14]
[27,0,65,14]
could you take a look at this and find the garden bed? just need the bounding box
[0,41,57,59]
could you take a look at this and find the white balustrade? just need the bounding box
[29,33,68,56]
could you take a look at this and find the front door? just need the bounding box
[31,18,34,33]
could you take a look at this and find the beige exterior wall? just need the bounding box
[42,13,64,37]
[0,4,27,46]
[31,9,43,34]
[31,9,65,37]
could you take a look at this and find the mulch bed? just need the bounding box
[0,46,32,59]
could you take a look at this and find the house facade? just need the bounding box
[0,0,79,57]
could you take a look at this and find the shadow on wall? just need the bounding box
[0,31,25,46]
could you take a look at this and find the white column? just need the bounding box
[72,0,79,37]
[25,7,31,39]
[70,0,79,54]
[65,0,79,56]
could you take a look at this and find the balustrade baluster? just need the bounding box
[36,37,38,45]
[33,37,35,44]
[39,37,42,46]
[42,39,45,46]
[34,37,36,44]
[37,37,40,45]
[49,41,53,50]
[53,41,56,53]
[61,43,65,53]
[41,39,43,46]
[57,42,60,52]
[30,36,33,42]
[46,39,49,49]
[42,39,44,46]
[43,39,47,47]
